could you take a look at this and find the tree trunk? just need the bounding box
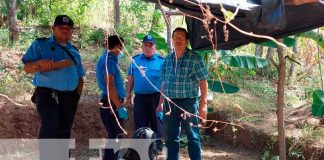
[0,13,4,28]
[166,8,172,54]
[255,44,266,75]
[114,0,120,28]
[287,37,298,85]
[267,47,279,69]
[277,40,287,160]
[8,0,18,42]
[255,44,264,57]
[160,7,172,54]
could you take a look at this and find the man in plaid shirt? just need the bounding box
[158,27,208,160]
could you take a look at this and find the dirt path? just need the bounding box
[71,142,259,160]
[158,141,259,160]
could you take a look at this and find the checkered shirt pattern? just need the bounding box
[162,49,208,99]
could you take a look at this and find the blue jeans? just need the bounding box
[163,98,201,160]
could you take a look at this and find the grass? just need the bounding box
[240,115,264,123]
[302,124,324,140]
[211,88,276,115]
[240,79,276,100]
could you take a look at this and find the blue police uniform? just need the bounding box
[22,36,85,138]
[96,50,126,100]
[96,50,126,160]
[128,53,164,151]
[128,53,163,94]
[23,36,85,91]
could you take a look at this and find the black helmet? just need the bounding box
[133,127,157,139]
[122,127,158,160]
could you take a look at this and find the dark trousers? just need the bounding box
[34,87,79,138]
[100,99,124,160]
[134,92,163,149]
[33,87,79,160]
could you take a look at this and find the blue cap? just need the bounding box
[142,35,156,44]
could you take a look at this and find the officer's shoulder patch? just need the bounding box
[132,54,140,59]
[35,37,49,41]
[157,55,164,59]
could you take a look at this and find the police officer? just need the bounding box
[125,35,164,153]
[22,15,85,139]
[96,35,128,160]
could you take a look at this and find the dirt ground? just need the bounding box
[0,94,261,160]
[2,93,324,160]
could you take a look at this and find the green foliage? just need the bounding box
[1,26,51,50]
[312,128,324,139]
[118,0,165,56]
[136,30,168,54]
[260,143,279,160]
[209,61,259,88]
[0,28,9,47]
[298,30,324,49]
[219,4,235,22]
[121,0,163,32]
[0,0,8,15]
[81,51,102,62]
[240,115,263,123]
[261,150,271,160]
[196,49,268,69]
[289,150,305,160]
[311,89,324,117]
[302,124,324,140]
[0,70,33,98]
[242,80,276,99]
[207,80,239,93]
[17,0,94,26]
[271,156,280,160]
[151,9,164,32]
[80,27,105,46]
[220,54,268,69]
[218,50,232,57]
[260,37,296,48]
[196,49,268,93]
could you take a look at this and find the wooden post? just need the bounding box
[277,39,287,160]
[163,9,182,54]
[8,0,19,42]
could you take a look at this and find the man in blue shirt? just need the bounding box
[125,35,164,152]
[22,15,85,139]
[96,35,128,160]
[160,27,209,160]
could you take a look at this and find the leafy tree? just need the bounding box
[117,0,164,54]
[17,0,93,26]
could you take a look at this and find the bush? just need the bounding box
[87,28,105,45]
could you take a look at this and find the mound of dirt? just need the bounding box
[206,107,324,160]
[0,94,135,144]
[0,95,37,138]
[2,92,323,159]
